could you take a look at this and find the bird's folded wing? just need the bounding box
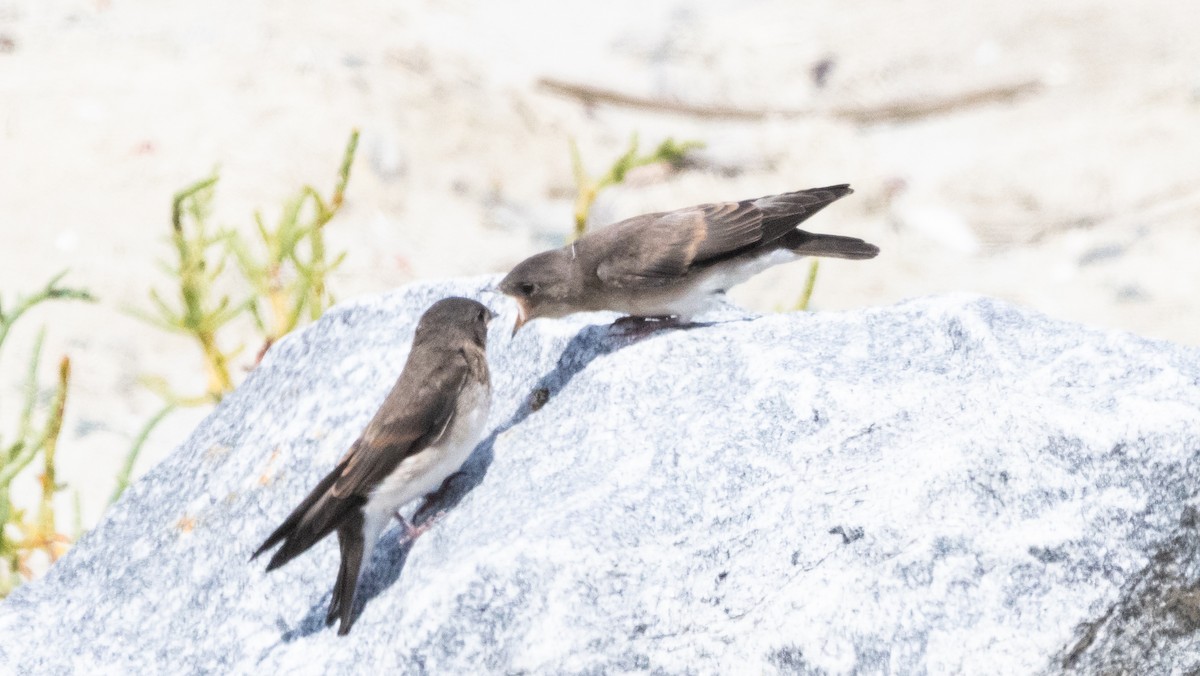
[330,350,470,499]
[594,203,763,288]
[751,186,853,242]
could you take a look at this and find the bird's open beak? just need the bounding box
[512,303,528,336]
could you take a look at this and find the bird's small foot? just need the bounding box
[395,510,446,544]
[609,315,684,338]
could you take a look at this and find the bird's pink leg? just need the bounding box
[395,510,446,543]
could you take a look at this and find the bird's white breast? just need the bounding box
[364,381,492,515]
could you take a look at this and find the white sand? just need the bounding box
[1,0,1198,531]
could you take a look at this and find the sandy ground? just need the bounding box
[1,0,1198,537]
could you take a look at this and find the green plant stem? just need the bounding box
[331,129,358,210]
[35,357,70,538]
[6,329,44,465]
[569,134,703,241]
[171,176,219,234]
[0,272,93,353]
[110,404,175,506]
[304,129,358,317]
[0,275,89,597]
[569,139,594,238]
[169,175,236,399]
[0,484,12,571]
[197,330,234,398]
[140,131,356,406]
[795,259,821,312]
[0,333,46,486]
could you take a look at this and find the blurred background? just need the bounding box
[1,0,1198,578]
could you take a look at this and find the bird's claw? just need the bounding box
[609,315,683,338]
[395,509,446,544]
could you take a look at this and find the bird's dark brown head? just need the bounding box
[414,296,494,347]
[498,249,579,334]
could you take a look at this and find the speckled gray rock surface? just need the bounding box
[2,277,1200,674]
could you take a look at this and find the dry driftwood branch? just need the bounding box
[539,77,770,120]
[836,79,1043,123]
[537,76,1042,124]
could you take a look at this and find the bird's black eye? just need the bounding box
[518,282,537,296]
[477,309,487,322]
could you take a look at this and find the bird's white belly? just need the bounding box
[363,382,491,515]
[622,248,801,319]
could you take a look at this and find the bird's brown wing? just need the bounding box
[330,347,471,500]
[593,202,763,289]
[592,185,855,289]
[748,185,853,245]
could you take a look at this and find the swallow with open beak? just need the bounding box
[499,185,877,334]
[252,297,494,635]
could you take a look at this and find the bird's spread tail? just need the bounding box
[781,230,880,260]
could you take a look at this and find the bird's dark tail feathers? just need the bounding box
[250,460,358,572]
[327,514,366,635]
[781,229,880,260]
